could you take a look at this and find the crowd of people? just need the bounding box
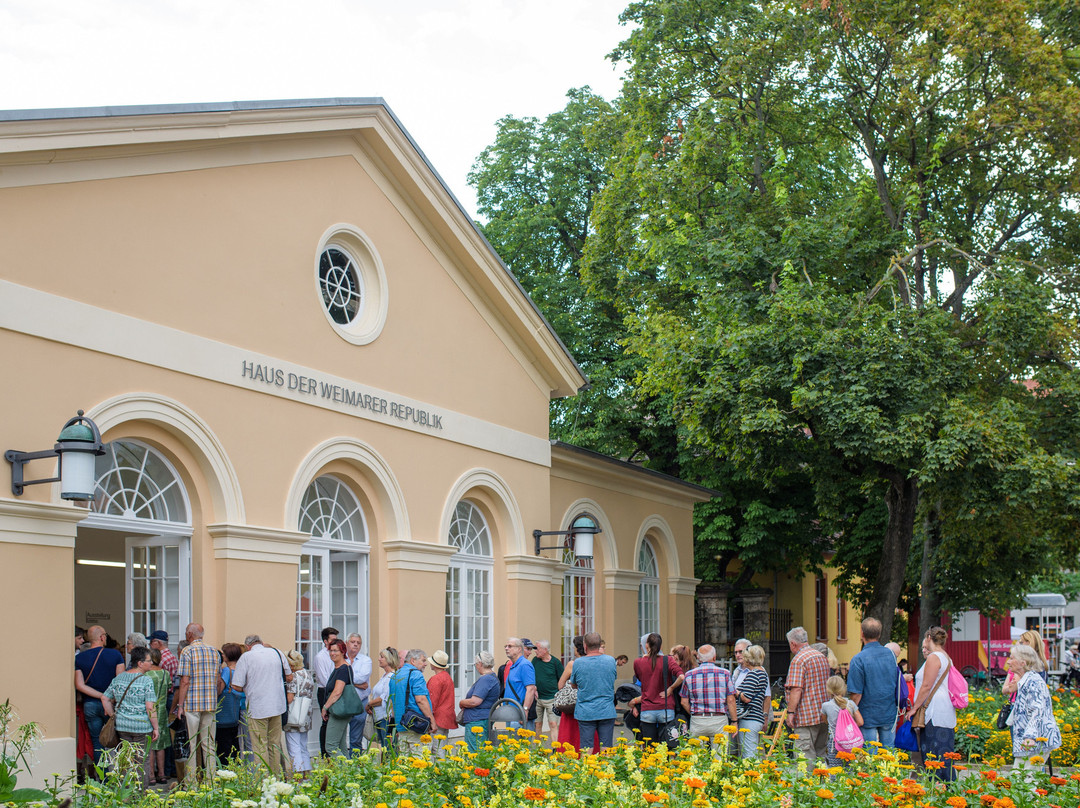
[74,617,1065,788]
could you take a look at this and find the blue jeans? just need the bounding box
[738,717,764,758]
[861,724,897,749]
[83,699,106,765]
[348,706,368,755]
[373,717,393,747]
[578,718,615,751]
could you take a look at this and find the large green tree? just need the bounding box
[471,88,828,588]
[583,0,1080,639]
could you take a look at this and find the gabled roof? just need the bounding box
[0,98,588,399]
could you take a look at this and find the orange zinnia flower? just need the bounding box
[816,789,834,799]
[946,797,967,808]
[685,777,706,790]
[523,787,546,801]
[473,767,490,777]
[944,752,963,760]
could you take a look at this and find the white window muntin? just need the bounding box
[445,500,494,700]
[84,440,191,534]
[296,476,370,669]
[561,514,596,664]
[638,539,660,639]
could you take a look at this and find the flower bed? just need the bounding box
[957,686,1080,766]
[70,726,1080,808]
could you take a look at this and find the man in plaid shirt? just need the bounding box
[679,645,737,741]
[174,623,223,785]
[783,626,831,761]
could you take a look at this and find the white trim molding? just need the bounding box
[440,468,525,557]
[287,438,410,542]
[0,498,87,548]
[383,540,458,574]
[603,569,646,592]
[504,553,562,584]
[208,523,310,564]
[635,515,682,579]
[0,279,552,468]
[667,576,702,597]
[87,392,245,523]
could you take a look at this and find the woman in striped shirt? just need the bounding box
[733,644,769,759]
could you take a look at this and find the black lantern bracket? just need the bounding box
[5,410,106,497]
[532,525,600,557]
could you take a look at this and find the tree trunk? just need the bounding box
[917,502,943,667]
[865,474,919,642]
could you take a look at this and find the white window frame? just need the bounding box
[79,440,192,651]
[445,500,494,703]
[638,538,660,640]
[561,515,596,664]
[295,476,370,669]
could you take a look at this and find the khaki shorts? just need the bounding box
[535,698,558,732]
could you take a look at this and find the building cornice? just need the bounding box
[668,576,702,597]
[0,498,86,548]
[603,569,646,591]
[383,540,458,574]
[208,523,309,565]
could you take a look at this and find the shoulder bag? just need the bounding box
[552,682,577,715]
[217,666,242,728]
[99,673,145,748]
[286,671,313,731]
[328,665,364,718]
[911,656,949,730]
[399,670,431,734]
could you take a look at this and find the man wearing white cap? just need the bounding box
[427,650,458,754]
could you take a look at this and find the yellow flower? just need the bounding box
[471,726,484,734]
[394,788,408,795]
[400,801,414,808]
[421,734,433,743]
[391,775,407,784]
[515,752,530,764]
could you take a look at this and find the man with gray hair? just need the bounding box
[345,633,372,755]
[531,640,564,740]
[174,623,223,785]
[390,649,436,755]
[679,644,737,744]
[232,634,293,776]
[783,626,830,761]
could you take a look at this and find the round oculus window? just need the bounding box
[319,247,363,326]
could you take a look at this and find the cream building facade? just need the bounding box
[0,100,705,783]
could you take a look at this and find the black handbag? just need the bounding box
[996,701,1012,730]
[398,670,431,734]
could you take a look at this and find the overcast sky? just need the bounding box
[0,0,631,219]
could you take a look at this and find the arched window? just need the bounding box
[638,539,660,639]
[83,440,192,648]
[445,500,493,696]
[91,440,189,525]
[561,515,596,663]
[295,476,369,668]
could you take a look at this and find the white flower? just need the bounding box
[216,769,238,780]
[293,797,312,806]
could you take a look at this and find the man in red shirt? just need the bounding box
[427,650,458,754]
[783,626,830,761]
